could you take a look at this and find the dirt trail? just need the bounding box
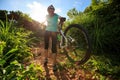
[30,43,91,80]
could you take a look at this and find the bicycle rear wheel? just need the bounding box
[64,24,91,65]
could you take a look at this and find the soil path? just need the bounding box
[30,43,91,80]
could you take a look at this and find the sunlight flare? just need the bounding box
[27,1,62,23]
[27,1,47,22]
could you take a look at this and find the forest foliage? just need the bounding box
[66,0,120,55]
[0,11,44,79]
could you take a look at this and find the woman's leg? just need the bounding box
[44,31,50,65]
[51,32,58,71]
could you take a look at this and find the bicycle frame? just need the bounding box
[58,23,75,49]
[59,28,68,48]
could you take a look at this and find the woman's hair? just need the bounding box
[47,5,55,11]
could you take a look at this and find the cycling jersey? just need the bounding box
[46,13,60,32]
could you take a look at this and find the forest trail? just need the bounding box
[30,42,93,80]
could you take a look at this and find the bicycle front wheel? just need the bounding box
[64,24,91,65]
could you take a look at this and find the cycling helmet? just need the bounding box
[47,5,55,11]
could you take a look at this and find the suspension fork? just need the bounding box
[59,30,68,48]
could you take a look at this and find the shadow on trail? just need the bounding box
[44,65,52,80]
[53,70,70,80]
[44,64,70,80]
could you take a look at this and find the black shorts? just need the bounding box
[44,31,57,53]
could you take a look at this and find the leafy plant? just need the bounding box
[0,15,45,79]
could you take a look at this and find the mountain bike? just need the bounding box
[58,17,91,65]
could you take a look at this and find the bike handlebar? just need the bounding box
[60,17,66,23]
[59,17,66,27]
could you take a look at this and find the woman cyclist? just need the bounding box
[44,5,62,72]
